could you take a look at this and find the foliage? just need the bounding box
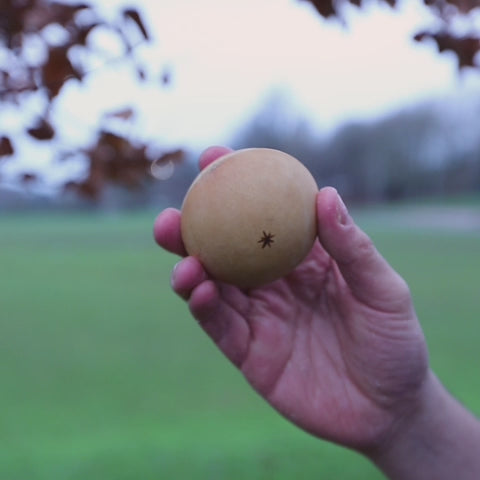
[0,0,478,201]
[304,0,480,69]
[0,0,183,198]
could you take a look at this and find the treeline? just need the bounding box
[3,89,479,212]
[231,91,480,203]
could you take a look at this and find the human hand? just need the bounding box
[154,146,429,453]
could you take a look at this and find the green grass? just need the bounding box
[0,209,479,479]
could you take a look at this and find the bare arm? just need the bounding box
[369,372,480,480]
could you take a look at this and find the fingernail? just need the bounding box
[170,261,181,288]
[336,193,349,225]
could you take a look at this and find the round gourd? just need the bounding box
[181,148,318,288]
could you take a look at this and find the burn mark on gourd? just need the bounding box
[258,231,275,249]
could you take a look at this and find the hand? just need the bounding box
[154,146,429,452]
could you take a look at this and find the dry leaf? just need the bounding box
[0,136,14,157]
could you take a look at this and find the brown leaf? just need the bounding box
[75,23,99,46]
[436,34,480,68]
[123,8,149,40]
[65,178,102,199]
[413,31,428,42]
[1,2,31,46]
[305,0,397,17]
[27,118,55,140]
[303,0,337,17]
[415,31,480,68]
[161,69,171,86]
[137,66,147,81]
[42,46,82,99]
[49,2,90,25]
[444,0,479,14]
[20,172,38,184]
[23,2,90,33]
[80,130,152,193]
[104,107,135,121]
[0,136,14,157]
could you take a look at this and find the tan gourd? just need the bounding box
[181,148,318,288]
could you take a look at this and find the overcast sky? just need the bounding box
[2,0,480,189]
[83,0,476,146]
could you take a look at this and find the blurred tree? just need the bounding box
[230,90,326,178]
[304,0,480,70]
[0,0,478,203]
[0,0,183,200]
[231,90,480,203]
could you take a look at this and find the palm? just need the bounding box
[202,240,427,450]
[155,146,429,452]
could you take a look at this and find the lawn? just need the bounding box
[1,207,479,479]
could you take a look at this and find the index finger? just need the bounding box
[199,146,233,171]
[153,146,234,256]
[153,207,186,256]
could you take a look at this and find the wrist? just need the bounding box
[368,370,480,480]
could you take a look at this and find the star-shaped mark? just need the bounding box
[258,231,275,249]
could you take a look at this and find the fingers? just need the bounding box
[199,145,233,171]
[154,146,234,256]
[171,256,208,299]
[189,281,251,368]
[153,208,186,256]
[155,145,249,367]
[170,258,251,368]
[316,187,411,310]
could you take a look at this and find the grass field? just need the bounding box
[1,206,479,479]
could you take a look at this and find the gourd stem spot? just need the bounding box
[258,231,275,249]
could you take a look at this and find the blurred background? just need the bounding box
[1,0,479,478]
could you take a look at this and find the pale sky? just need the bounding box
[1,0,480,190]
[90,0,472,146]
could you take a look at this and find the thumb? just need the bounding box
[316,187,411,311]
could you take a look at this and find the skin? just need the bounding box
[154,146,480,479]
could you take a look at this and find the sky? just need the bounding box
[84,0,477,146]
[1,0,480,190]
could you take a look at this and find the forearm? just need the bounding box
[369,371,480,480]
